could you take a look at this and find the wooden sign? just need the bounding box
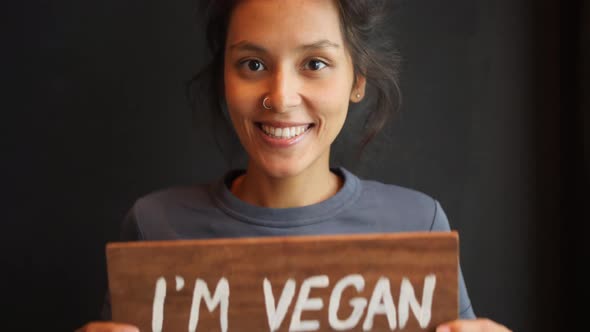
[106,232,459,332]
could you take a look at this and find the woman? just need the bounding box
[78,0,511,331]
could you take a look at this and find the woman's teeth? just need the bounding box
[260,124,310,139]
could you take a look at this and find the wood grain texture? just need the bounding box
[107,231,458,331]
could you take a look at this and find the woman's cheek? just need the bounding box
[232,82,265,110]
[315,72,353,105]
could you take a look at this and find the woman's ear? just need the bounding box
[350,74,367,103]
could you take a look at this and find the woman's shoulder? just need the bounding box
[360,177,435,207]
[345,168,435,208]
[344,169,449,232]
[119,181,222,241]
[129,169,243,214]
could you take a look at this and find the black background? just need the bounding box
[5,0,585,331]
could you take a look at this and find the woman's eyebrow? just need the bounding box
[229,40,340,53]
[229,41,267,53]
[298,40,340,51]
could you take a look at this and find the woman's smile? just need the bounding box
[255,121,315,147]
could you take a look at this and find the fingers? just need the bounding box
[436,318,512,332]
[74,322,140,332]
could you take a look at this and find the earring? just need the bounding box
[356,93,361,99]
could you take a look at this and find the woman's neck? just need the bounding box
[231,163,343,208]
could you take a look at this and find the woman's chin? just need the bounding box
[252,157,312,179]
[248,146,328,180]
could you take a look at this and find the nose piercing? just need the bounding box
[262,97,272,110]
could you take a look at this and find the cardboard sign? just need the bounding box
[106,232,458,332]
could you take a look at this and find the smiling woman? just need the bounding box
[75,1,513,331]
[224,0,363,207]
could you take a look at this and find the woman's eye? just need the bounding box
[305,59,327,71]
[244,59,265,72]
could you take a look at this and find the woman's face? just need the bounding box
[224,0,365,178]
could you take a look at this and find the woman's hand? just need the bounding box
[74,321,139,332]
[436,318,512,332]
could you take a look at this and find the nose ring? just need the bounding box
[262,96,272,110]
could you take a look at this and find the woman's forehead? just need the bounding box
[226,0,344,48]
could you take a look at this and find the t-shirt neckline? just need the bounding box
[211,167,362,228]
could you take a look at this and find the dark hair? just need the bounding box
[187,0,401,157]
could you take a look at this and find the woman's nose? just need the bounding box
[267,68,302,113]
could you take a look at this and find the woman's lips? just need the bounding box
[255,122,314,147]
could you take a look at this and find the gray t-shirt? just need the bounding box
[106,167,475,319]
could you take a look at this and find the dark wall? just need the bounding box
[7,0,572,331]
